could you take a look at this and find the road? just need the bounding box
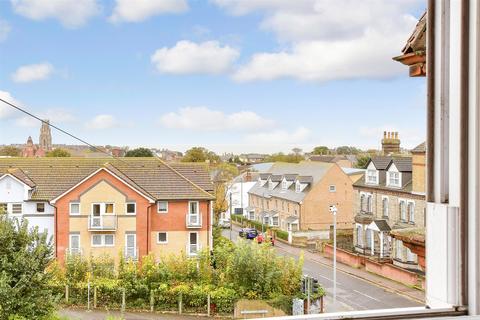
[223,225,422,312]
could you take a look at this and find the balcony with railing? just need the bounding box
[186,243,201,257]
[124,246,139,261]
[88,214,118,231]
[185,213,202,228]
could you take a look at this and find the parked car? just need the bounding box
[239,228,258,239]
[256,233,275,246]
[218,218,231,229]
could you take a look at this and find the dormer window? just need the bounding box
[281,179,287,190]
[388,171,401,187]
[268,180,274,190]
[295,181,301,193]
[366,169,378,184]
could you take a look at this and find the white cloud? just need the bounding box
[11,62,54,83]
[245,127,310,145]
[10,0,100,28]
[110,0,188,23]
[15,108,75,127]
[214,0,421,82]
[86,114,119,130]
[0,91,20,119]
[0,19,11,42]
[159,106,274,132]
[151,40,239,75]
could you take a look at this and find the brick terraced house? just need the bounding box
[0,158,214,264]
[247,161,355,235]
[353,143,426,271]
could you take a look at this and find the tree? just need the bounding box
[46,148,71,157]
[0,146,21,157]
[292,148,302,155]
[125,147,154,157]
[213,183,228,220]
[265,152,304,163]
[335,146,362,155]
[182,147,220,163]
[312,146,330,155]
[0,215,58,319]
[355,154,371,169]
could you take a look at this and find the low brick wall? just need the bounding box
[364,259,419,287]
[323,244,363,268]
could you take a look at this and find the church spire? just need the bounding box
[39,119,52,151]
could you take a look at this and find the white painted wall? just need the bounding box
[225,181,256,219]
[0,175,55,241]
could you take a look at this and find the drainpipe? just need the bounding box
[459,0,469,306]
[53,204,58,259]
[426,0,436,203]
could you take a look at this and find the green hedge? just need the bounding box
[275,229,289,241]
[232,214,269,233]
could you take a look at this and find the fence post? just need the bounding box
[207,294,211,317]
[150,290,154,312]
[320,295,324,313]
[121,288,126,313]
[93,286,97,309]
[178,292,183,314]
[87,281,91,311]
[65,284,69,304]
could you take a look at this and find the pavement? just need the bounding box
[223,225,424,313]
[59,308,206,320]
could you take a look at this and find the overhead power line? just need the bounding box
[0,97,126,162]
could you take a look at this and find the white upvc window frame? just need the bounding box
[387,171,401,188]
[281,179,287,190]
[69,234,80,250]
[295,181,301,193]
[70,202,81,215]
[382,196,389,217]
[157,201,168,213]
[329,185,336,192]
[407,201,415,224]
[188,201,199,215]
[91,234,115,247]
[91,202,115,215]
[126,202,136,215]
[157,232,168,244]
[366,169,379,184]
[399,199,407,222]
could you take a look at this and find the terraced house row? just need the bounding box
[0,158,214,264]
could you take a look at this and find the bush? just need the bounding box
[210,287,237,314]
[275,229,289,241]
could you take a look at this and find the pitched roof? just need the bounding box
[270,174,283,182]
[370,157,393,170]
[6,168,36,188]
[388,158,412,172]
[0,158,214,201]
[268,161,333,184]
[411,142,426,153]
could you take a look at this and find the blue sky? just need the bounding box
[0,0,426,154]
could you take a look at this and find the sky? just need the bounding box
[0,0,426,154]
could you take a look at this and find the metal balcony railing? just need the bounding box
[186,213,202,228]
[88,215,118,231]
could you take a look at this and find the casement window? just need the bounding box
[366,194,373,213]
[125,234,137,259]
[366,170,378,184]
[268,180,274,190]
[70,203,80,215]
[360,194,366,211]
[189,201,199,215]
[157,232,168,244]
[188,232,199,256]
[356,225,363,246]
[272,216,279,226]
[399,200,407,221]
[91,234,115,247]
[295,181,301,193]
[407,202,415,224]
[157,201,168,213]
[36,203,45,213]
[388,172,401,187]
[281,180,287,190]
[249,211,255,220]
[126,202,136,215]
[329,185,336,192]
[365,229,372,249]
[382,197,389,217]
[0,203,7,213]
[11,203,22,214]
[69,234,80,253]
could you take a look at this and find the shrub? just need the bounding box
[210,287,237,314]
[275,229,289,241]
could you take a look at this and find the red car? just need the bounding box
[256,233,275,246]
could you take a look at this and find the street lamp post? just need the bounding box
[229,192,233,240]
[329,205,337,311]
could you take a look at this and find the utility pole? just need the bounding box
[240,176,244,216]
[261,191,265,234]
[329,205,337,311]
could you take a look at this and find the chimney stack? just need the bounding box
[381,130,401,155]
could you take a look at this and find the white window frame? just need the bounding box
[91,234,115,247]
[157,201,168,213]
[399,200,407,222]
[91,202,115,215]
[281,179,287,190]
[69,234,80,250]
[407,201,415,223]
[188,201,199,216]
[382,196,389,217]
[11,203,22,214]
[272,216,279,227]
[126,202,136,215]
[157,232,168,244]
[329,185,336,192]
[366,169,379,184]
[388,171,401,188]
[70,202,80,215]
[295,181,301,193]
